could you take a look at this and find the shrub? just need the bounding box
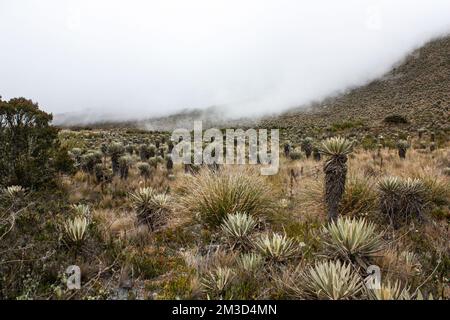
[322,217,384,267]
[300,260,363,300]
[254,233,299,263]
[52,145,75,175]
[443,167,450,176]
[384,114,408,124]
[0,97,60,188]
[149,156,163,169]
[179,168,273,228]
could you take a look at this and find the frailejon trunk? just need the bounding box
[324,155,347,221]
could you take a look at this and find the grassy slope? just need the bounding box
[260,35,450,141]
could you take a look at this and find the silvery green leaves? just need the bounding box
[322,217,384,268]
[220,212,257,250]
[64,204,91,245]
[300,260,363,300]
[378,176,427,227]
[318,137,354,157]
[2,185,25,200]
[200,267,235,298]
[129,187,170,231]
[64,216,89,244]
[254,233,300,263]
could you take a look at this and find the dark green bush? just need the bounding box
[0,97,60,188]
[384,114,408,124]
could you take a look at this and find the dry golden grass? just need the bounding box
[48,139,449,300]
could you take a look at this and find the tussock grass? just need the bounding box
[177,167,274,228]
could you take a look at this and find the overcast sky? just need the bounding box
[1,0,450,121]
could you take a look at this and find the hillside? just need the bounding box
[55,35,450,142]
[260,35,450,141]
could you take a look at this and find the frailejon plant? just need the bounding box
[2,185,25,200]
[149,156,163,169]
[72,204,90,217]
[236,252,264,274]
[166,155,174,172]
[118,155,133,180]
[368,280,412,300]
[69,148,83,169]
[137,162,152,181]
[220,212,257,250]
[378,176,427,227]
[396,140,409,159]
[322,217,384,267]
[301,137,314,158]
[64,216,89,244]
[312,146,321,161]
[289,149,303,161]
[319,137,353,221]
[254,233,299,263]
[283,141,291,158]
[108,142,125,176]
[80,151,102,174]
[300,260,363,300]
[94,163,109,184]
[125,144,134,155]
[139,144,151,161]
[129,187,170,231]
[200,267,235,298]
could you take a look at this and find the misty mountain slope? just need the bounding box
[260,35,450,139]
[55,35,450,134]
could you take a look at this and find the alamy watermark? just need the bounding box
[170,121,279,175]
[66,265,81,290]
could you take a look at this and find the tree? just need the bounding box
[0,97,59,188]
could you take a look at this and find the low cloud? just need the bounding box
[1,0,450,124]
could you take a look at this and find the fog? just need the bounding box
[1,0,450,123]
